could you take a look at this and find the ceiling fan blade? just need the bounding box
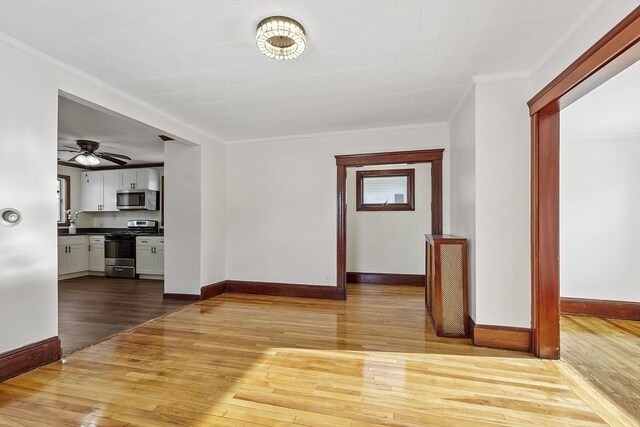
[64,144,80,150]
[98,151,132,160]
[67,154,82,162]
[57,149,80,153]
[97,153,127,165]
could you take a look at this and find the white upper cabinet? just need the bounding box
[83,168,160,212]
[82,171,103,212]
[82,170,119,212]
[120,169,159,191]
[102,171,119,211]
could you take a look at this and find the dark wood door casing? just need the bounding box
[335,149,445,299]
[528,6,640,359]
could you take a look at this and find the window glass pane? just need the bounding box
[363,176,408,204]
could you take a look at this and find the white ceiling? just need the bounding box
[562,60,640,140]
[1,0,596,142]
[58,96,165,164]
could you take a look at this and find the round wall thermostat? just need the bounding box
[0,208,22,227]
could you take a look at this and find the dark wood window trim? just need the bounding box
[356,168,415,211]
[335,149,444,300]
[57,174,71,226]
[527,6,640,359]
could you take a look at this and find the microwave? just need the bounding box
[116,189,158,210]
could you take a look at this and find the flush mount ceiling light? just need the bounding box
[256,16,306,60]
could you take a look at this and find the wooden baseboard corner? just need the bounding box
[163,293,201,301]
[561,297,640,320]
[201,282,227,300]
[0,336,61,382]
[347,272,425,286]
[472,324,531,353]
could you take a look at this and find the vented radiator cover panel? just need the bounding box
[425,235,468,338]
[440,244,465,335]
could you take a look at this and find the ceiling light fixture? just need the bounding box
[256,16,306,60]
[76,153,100,166]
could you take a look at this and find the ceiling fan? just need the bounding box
[58,140,132,166]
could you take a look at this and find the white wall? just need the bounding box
[458,0,639,329]
[0,40,59,353]
[226,125,449,286]
[0,38,225,353]
[346,163,430,275]
[164,141,202,294]
[200,141,227,287]
[449,88,477,321]
[560,136,640,302]
[474,78,532,328]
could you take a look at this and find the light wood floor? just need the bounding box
[0,285,634,426]
[59,276,190,355]
[561,315,640,423]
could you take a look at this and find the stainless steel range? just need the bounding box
[105,220,159,279]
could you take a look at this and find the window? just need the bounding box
[356,169,415,211]
[57,175,70,225]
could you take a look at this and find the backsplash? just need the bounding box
[90,210,161,228]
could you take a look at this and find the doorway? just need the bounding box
[528,5,640,360]
[335,149,444,299]
[56,94,184,355]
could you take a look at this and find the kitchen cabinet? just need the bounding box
[58,236,89,275]
[136,236,164,275]
[88,235,105,272]
[120,169,159,191]
[82,170,119,212]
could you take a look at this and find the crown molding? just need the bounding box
[225,122,449,145]
[529,0,608,77]
[0,31,223,146]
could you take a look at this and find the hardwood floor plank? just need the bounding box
[58,276,191,355]
[0,285,633,426]
[561,314,640,423]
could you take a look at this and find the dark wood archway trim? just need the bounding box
[528,6,640,359]
[335,149,444,299]
[529,6,640,114]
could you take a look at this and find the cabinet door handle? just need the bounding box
[68,246,71,253]
[64,246,67,253]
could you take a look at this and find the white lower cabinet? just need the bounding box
[136,236,164,276]
[89,236,105,272]
[58,236,89,275]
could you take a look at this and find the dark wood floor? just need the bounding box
[59,276,191,355]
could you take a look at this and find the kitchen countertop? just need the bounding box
[58,227,164,237]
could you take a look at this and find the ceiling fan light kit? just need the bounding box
[75,153,100,166]
[58,139,132,167]
[256,16,306,60]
